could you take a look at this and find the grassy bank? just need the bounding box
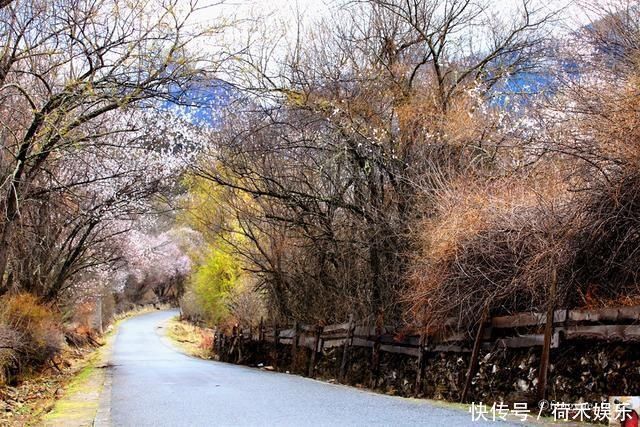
[163,316,214,360]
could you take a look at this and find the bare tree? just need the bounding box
[0,0,227,297]
[194,0,557,323]
[0,0,230,298]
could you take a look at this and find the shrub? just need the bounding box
[408,167,640,335]
[407,175,578,334]
[183,242,243,326]
[0,293,63,384]
[0,324,21,384]
[571,170,640,307]
[180,289,207,324]
[227,281,265,328]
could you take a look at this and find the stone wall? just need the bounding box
[216,337,640,406]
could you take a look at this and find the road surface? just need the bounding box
[103,310,508,426]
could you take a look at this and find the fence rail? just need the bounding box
[214,305,640,401]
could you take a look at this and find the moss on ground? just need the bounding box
[40,338,109,426]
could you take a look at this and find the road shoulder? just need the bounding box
[39,306,172,426]
[39,326,116,427]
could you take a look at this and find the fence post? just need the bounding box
[96,295,103,334]
[537,266,558,401]
[370,311,384,388]
[237,325,244,363]
[229,325,239,363]
[339,314,355,381]
[460,305,489,403]
[273,322,279,370]
[414,332,428,395]
[291,321,298,370]
[308,325,323,378]
[220,333,226,361]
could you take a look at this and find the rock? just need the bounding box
[527,368,536,380]
[517,379,529,392]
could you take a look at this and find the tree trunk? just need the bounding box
[0,183,21,294]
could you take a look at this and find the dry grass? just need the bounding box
[407,173,578,334]
[164,317,214,360]
[571,170,640,307]
[0,294,64,385]
[407,69,640,335]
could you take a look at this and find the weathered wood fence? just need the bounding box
[214,305,640,402]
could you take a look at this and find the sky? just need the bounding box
[207,0,596,24]
[215,0,331,21]
[192,0,600,43]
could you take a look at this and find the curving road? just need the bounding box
[101,310,508,426]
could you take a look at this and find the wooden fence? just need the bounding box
[214,305,640,402]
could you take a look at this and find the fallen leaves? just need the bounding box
[0,347,93,426]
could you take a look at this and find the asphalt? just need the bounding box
[105,310,513,426]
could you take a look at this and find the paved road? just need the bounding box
[104,310,507,426]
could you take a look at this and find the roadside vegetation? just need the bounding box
[0,338,95,425]
[165,317,214,360]
[0,0,227,400]
[0,301,166,425]
[3,0,640,418]
[180,0,640,337]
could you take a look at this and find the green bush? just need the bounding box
[182,243,241,326]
